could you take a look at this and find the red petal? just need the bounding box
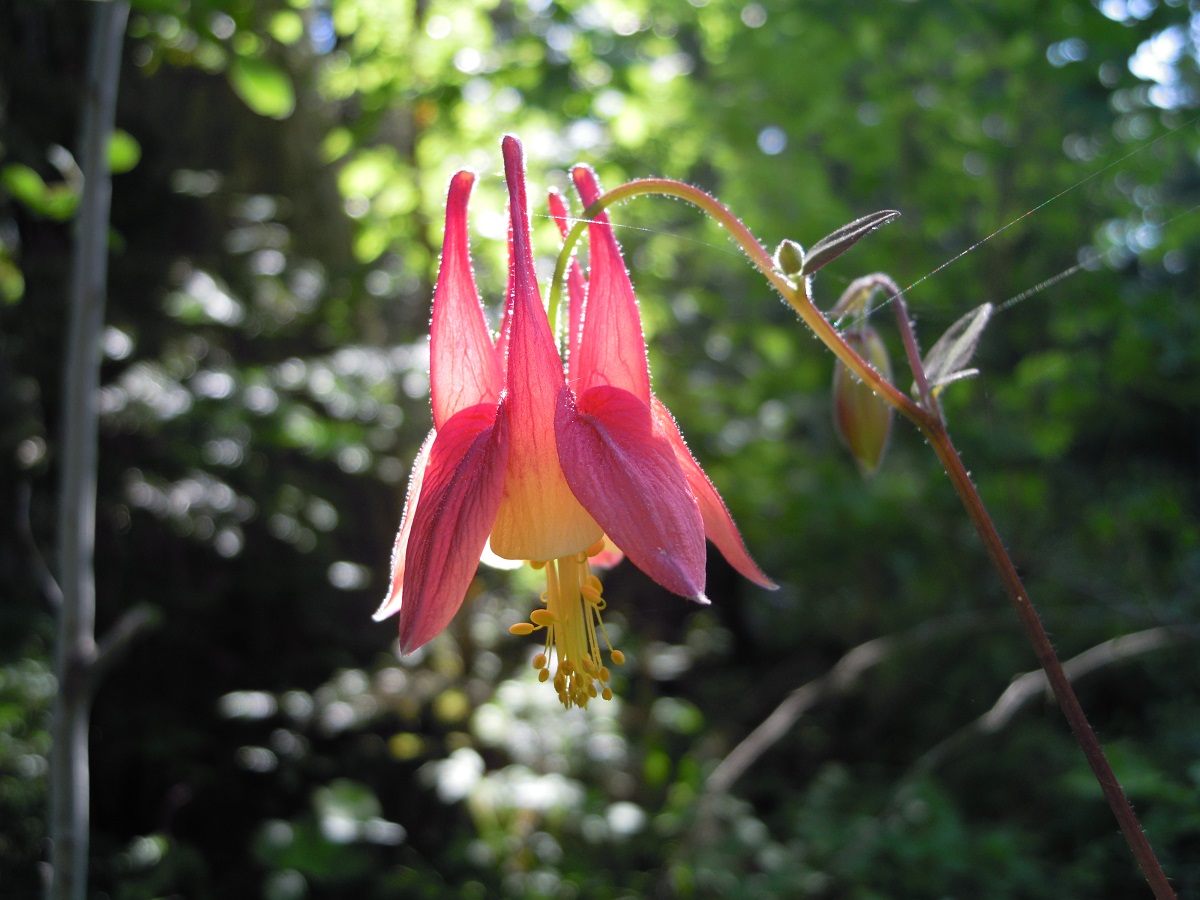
[430,171,503,430]
[398,401,509,652]
[490,136,600,561]
[570,165,651,404]
[652,397,777,590]
[374,430,435,623]
[548,189,587,382]
[556,384,706,599]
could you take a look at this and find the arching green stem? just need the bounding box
[550,179,937,434]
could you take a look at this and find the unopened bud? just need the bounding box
[773,239,806,278]
[833,326,894,475]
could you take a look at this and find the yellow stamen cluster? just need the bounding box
[508,540,625,708]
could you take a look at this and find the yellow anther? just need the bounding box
[510,555,627,708]
[530,609,556,627]
[528,560,547,570]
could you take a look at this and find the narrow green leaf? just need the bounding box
[918,302,994,395]
[802,210,900,276]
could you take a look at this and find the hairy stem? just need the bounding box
[919,424,1176,900]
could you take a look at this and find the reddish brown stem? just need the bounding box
[919,423,1175,899]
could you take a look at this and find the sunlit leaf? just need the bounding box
[0,164,45,205]
[0,254,24,305]
[228,57,296,120]
[338,150,396,198]
[108,129,142,174]
[352,227,388,264]
[0,163,79,220]
[918,302,994,395]
[232,32,264,57]
[268,10,305,46]
[320,128,354,164]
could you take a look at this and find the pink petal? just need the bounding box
[374,430,436,622]
[548,189,587,382]
[652,397,777,590]
[398,401,509,652]
[430,171,503,430]
[490,136,601,561]
[556,383,707,600]
[570,165,651,405]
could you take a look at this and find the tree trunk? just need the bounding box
[49,5,129,900]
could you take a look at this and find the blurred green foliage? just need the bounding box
[2,0,1200,896]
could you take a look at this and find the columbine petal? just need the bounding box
[374,430,435,623]
[570,164,652,404]
[398,401,509,652]
[430,171,503,430]
[651,397,777,590]
[556,384,707,600]
[490,136,601,561]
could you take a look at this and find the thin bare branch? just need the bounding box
[911,626,1198,779]
[91,605,161,690]
[704,614,986,797]
[18,481,63,610]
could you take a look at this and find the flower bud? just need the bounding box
[773,239,806,278]
[833,325,893,475]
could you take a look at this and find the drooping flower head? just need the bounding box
[376,136,773,707]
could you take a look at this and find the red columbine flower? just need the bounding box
[375,136,773,708]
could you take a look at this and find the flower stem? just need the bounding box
[553,178,1178,899]
[922,424,1176,899]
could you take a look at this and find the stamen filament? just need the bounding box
[510,547,626,708]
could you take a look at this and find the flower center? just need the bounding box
[508,540,625,708]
